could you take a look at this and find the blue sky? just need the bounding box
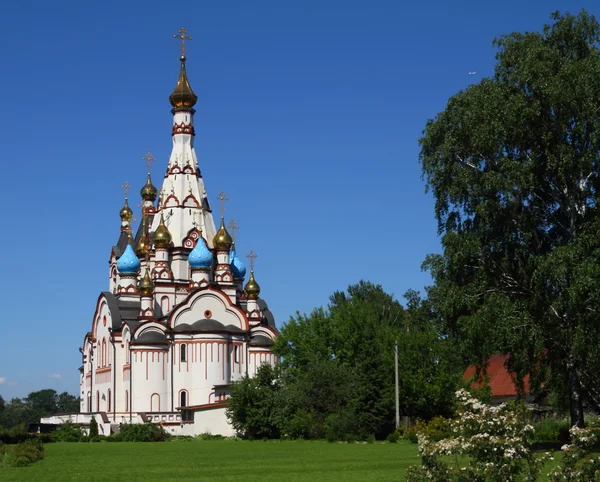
[0,0,593,399]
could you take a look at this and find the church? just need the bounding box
[43,29,278,436]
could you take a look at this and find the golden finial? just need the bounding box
[227,219,239,241]
[173,26,192,56]
[246,250,258,271]
[143,152,156,174]
[216,191,229,218]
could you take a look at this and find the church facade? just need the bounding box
[45,37,278,436]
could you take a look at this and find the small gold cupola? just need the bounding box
[139,266,155,296]
[153,213,172,249]
[141,173,158,201]
[213,217,233,251]
[244,271,261,300]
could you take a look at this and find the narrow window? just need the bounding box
[151,394,160,412]
[234,345,239,363]
[180,391,187,408]
[108,389,112,412]
[96,391,100,412]
[181,344,187,362]
[125,391,129,412]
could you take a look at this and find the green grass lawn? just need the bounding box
[0,440,421,481]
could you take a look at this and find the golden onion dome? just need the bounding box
[141,174,158,201]
[244,271,261,299]
[120,199,133,222]
[135,218,151,257]
[139,267,154,296]
[153,213,172,249]
[169,56,198,109]
[213,217,233,250]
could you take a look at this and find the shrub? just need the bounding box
[548,426,600,481]
[51,421,83,442]
[118,423,169,442]
[532,418,571,443]
[406,389,549,482]
[197,433,225,441]
[387,431,399,443]
[1,440,44,467]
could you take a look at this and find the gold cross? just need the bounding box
[216,191,229,217]
[246,250,258,271]
[227,219,239,241]
[143,152,156,174]
[173,26,192,56]
[122,181,131,200]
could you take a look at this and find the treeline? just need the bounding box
[0,389,79,430]
[227,281,464,440]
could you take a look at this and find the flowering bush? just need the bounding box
[406,389,549,482]
[547,425,600,481]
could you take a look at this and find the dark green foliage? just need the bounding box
[419,9,600,427]
[0,390,79,429]
[89,416,98,438]
[532,419,571,443]
[0,439,44,467]
[228,282,462,440]
[227,364,282,439]
[117,423,169,442]
[51,420,83,442]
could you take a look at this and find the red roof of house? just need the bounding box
[463,354,530,397]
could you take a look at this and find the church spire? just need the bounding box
[150,27,217,253]
[169,27,197,110]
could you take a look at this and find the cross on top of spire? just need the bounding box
[227,219,239,241]
[216,191,229,217]
[173,26,192,56]
[246,250,258,271]
[143,152,156,174]
[122,181,132,200]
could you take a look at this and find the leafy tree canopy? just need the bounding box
[420,10,600,426]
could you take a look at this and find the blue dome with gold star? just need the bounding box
[230,244,246,279]
[188,237,212,269]
[117,244,141,274]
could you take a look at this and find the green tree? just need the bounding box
[89,416,98,438]
[419,10,600,426]
[0,394,5,414]
[274,281,462,437]
[226,364,281,439]
[56,392,79,413]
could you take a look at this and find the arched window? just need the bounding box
[234,345,239,363]
[125,340,130,364]
[96,391,100,412]
[87,392,91,412]
[181,344,187,362]
[180,390,187,408]
[107,389,112,412]
[151,393,160,412]
[125,390,129,412]
[161,296,170,314]
[102,339,107,367]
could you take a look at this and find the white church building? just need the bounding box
[42,30,278,436]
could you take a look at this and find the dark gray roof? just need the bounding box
[249,335,273,347]
[101,291,141,332]
[174,319,244,334]
[257,299,277,332]
[112,231,130,258]
[132,331,168,345]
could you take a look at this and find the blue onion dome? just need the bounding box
[117,244,141,274]
[230,243,247,279]
[188,234,213,269]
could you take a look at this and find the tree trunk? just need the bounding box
[568,363,585,428]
